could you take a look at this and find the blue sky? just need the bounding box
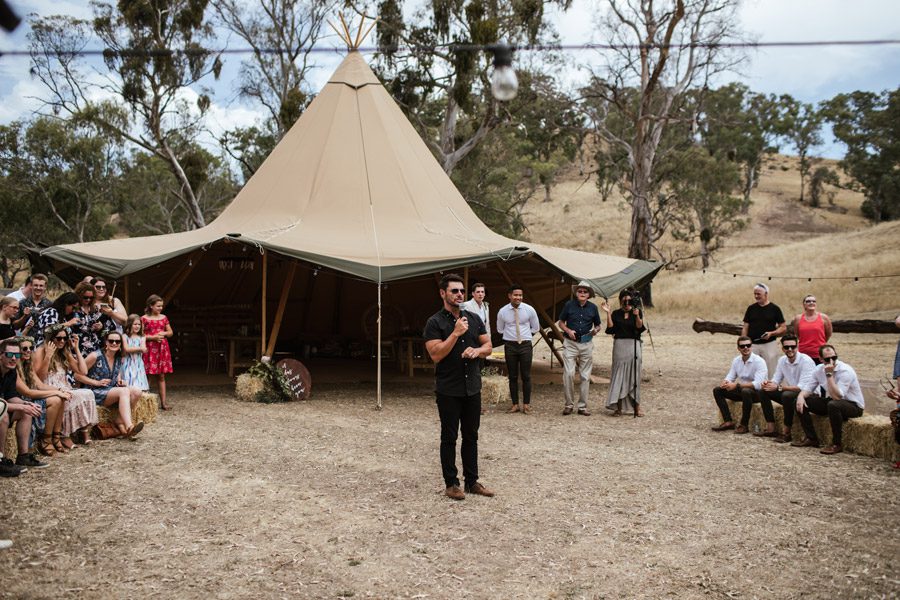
[1,0,898,159]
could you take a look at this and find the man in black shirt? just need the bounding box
[423,273,494,501]
[741,283,785,378]
[0,338,47,474]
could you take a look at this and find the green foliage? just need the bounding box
[807,166,840,208]
[821,88,900,221]
[0,117,119,256]
[666,146,745,268]
[780,96,824,204]
[246,360,294,403]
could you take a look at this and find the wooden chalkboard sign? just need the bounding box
[277,358,312,400]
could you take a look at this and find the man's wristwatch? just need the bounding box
[826,373,834,378]
[777,384,783,392]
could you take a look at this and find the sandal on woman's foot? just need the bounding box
[38,434,56,457]
[126,421,145,438]
[51,432,70,453]
[80,428,93,445]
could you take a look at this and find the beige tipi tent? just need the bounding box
[40,52,661,394]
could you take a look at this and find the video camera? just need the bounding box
[630,290,642,309]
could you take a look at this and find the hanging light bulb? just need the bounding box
[488,44,518,101]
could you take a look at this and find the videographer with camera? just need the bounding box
[601,289,646,417]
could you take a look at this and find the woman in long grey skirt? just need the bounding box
[602,289,646,416]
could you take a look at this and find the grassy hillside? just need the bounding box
[524,155,900,321]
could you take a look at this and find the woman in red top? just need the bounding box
[792,295,832,364]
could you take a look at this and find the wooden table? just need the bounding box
[221,335,263,378]
[395,336,434,377]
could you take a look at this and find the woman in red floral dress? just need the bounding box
[141,294,173,410]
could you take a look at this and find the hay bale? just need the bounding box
[718,400,900,461]
[235,373,265,402]
[481,375,510,406]
[843,415,899,462]
[3,429,16,461]
[97,392,159,426]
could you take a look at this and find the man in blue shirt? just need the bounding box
[557,281,602,415]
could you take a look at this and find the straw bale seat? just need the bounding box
[719,400,899,462]
[3,392,159,461]
[481,375,511,407]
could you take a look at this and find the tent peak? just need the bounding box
[327,50,381,88]
[328,12,377,51]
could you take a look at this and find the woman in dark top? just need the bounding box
[602,289,646,416]
[35,292,81,347]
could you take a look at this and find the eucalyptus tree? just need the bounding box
[29,1,222,229]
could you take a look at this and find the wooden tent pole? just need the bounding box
[265,262,297,357]
[376,283,382,410]
[123,275,130,314]
[496,263,566,365]
[160,249,202,302]
[261,252,267,355]
[550,279,557,369]
[463,266,469,298]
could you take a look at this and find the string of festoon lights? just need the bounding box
[694,268,900,282]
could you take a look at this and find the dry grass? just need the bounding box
[235,372,265,402]
[524,155,899,322]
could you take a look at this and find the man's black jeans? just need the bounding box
[760,389,798,427]
[798,395,862,445]
[504,341,533,405]
[713,386,772,426]
[436,392,481,488]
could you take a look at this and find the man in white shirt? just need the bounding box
[711,336,768,434]
[759,334,817,442]
[8,276,30,303]
[793,344,864,455]
[495,284,540,414]
[459,282,489,334]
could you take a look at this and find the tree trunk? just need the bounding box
[543,181,552,203]
[700,238,710,269]
[741,163,757,214]
[693,318,898,335]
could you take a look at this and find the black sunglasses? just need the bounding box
[822,356,838,363]
[738,343,752,349]
[782,344,797,350]
[106,339,122,345]
[54,335,68,341]
[447,288,465,294]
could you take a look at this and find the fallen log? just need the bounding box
[692,318,898,336]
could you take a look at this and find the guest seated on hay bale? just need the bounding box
[13,336,66,456]
[32,324,99,447]
[759,334,817,442]
[711,336,768,434]
[34,292,80,348]
[0,337,49,470]
[793,344,864,455]
[78,331,143,439]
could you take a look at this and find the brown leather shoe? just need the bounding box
[753,429,778,438]
[522,405,532,415]
[465,482,495,497]
[734,425,749,434]
[791,437,819,448]
[820,444,843,455]
[711,422,735,432]
[445,485,465,501]
[577,408,591,416]
[562,406,573,415]
[773,432,792,443]
[506,405,521,414]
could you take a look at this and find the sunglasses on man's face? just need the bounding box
[738,343,752,349]
[782,344,797,351]
[822,356,838,363]
[3,352,20,359]
[447,288,465,295]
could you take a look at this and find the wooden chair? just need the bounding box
[205,330,227,374]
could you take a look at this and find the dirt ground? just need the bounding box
[1,321,898,599]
